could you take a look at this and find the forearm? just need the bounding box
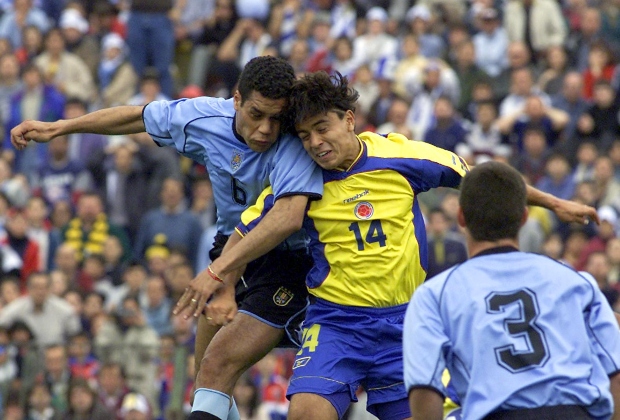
[51,106,146,137]
[218,232,247,287]
[212,195,307,277]
[525,184,560,210]
[545,107,569,130]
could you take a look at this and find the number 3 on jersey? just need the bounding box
[297,324,321,356]
[349,220,387,251]
[486,289,549,373]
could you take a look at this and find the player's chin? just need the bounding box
[248,140,274,152]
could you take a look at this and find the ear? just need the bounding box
[520,206,529,227]
[457,207,466,229]
[233,91,241,111]
[345,110,356,132]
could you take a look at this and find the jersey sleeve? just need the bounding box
[394,135,469,193]
[403,284,448,397]
[579,272,620,375]
[269,136,323,200]
[142,98,208,163]
[235,186,276,238]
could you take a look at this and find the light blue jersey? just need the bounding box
[142,97,323,249]
[403,247,620,420]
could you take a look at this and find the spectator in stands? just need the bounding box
[586,251,614,294]
[454,39,491,115]
[510,125,551,184]
[492,41,535,100]
[25,195,58,271]
[0,326,17,406]
[65,377,113,420]
[392,34,428,102]
[94,295,160,413]
[120,392,152,420]
[566,7,604,71]
[102,236,125,287]
[61,192,131,262]
[376,98,415,139]
[351,7,398,71]
[101,260,148,312]
[97,362,131,419]
[142,275,173,336]
[424,96,468,153]
[215,17,271,95]
[504,0,567,59]
[329,35,357,80]
[98,33,138,109]
[87,140,154,243]
[67,331,99,383]
[561,230,589,267]
[607,237,620,285]
[144,236,170,278]
[34,27,95,104]
[32,135,93,206]
[425,208,467,279]
[458,100,510,164]
[0,276,20,308]
[499,67,551,116]
[573,142,598,183]
[43,343,70,412]
[15,24,44,66]
[472,7,509,78]
[268,0,313,58]
[0,53,23,127]
[25,382,59,420]
[62,98,107,164]
[126,0,175,98]
[405,5,446,59]
[187,0,238,88]
[577,81,620,157]
[189,175,215,231]
[3,63,65,175]
[53,243,92,294]
[552,72,590,159]
[498,94,569,150]
[59,7,99,81]
[577,205,618,270]
[0,0,50,49]
[134,178,202,267]
[537,45,570,95]
[1,207,42,284]
[535,154,576,201]
[582,41,616,100]
[593,156,620,211]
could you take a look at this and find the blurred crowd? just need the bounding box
[0,0,616,419]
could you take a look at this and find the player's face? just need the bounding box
[234,90,286,153]
[295,110,360,170]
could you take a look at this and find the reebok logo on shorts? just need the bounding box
[273,287,294,306]
[293,357,311,369]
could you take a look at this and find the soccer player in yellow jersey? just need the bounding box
[226,71,599,420]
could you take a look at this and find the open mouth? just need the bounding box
[317,150,331,159]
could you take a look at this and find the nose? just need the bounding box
[258,118,275,135]
[308,132,323,148]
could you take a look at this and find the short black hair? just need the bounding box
[459,162,526,242]
[237,56,295,104]
[289,71,359,127]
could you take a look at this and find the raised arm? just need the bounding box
[10,105,147,150]
[525,184,599,225]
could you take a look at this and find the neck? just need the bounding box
[467,238,519,258]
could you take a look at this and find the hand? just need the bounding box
[553,199,600,225]
[205,286,237,326]
[10,120,56,150]
[173,267,224,319]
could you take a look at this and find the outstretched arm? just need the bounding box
[11,105,147,150]
[525,184,599,225]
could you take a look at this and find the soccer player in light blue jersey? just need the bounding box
[10,56,323,420]
[404,162,620,420]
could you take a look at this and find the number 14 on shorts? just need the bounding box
[297,324,321,355]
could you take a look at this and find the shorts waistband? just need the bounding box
[484,404,591,420]
[310,296,408,316]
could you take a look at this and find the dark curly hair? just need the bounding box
[237,56,296,104]
[289,71,359,128]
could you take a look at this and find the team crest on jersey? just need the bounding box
[292,357,311,369]
[231,149,244,172]
[354,202,374,220]
[273,287,294,306]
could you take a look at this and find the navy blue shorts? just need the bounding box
[210,233,312,347]
[286,298,410,420]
